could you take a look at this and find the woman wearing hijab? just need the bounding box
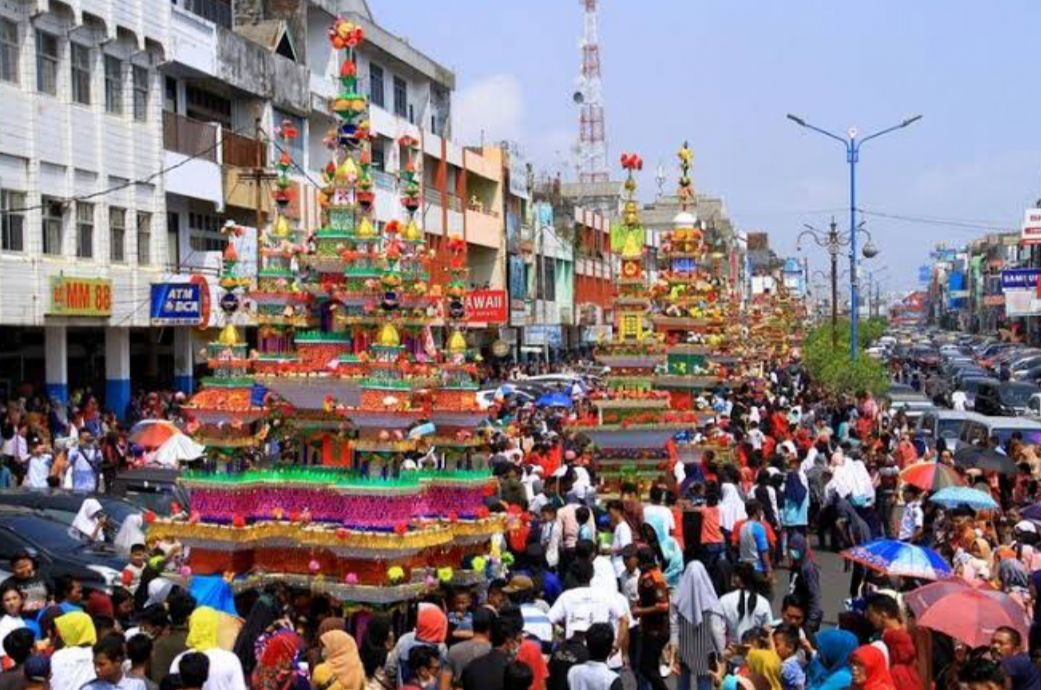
[113,514,146,557]
[252,631,308,690]
[313,630,365,690]
[786,532,822,635]
[880,628,920,690]
[171,607,246,690]
[674,561,725,690]
[780,457,809,544]
[232,589,290,679]
[50,612,96,690]
[745,649,783,690]
[68,498,106,543]
[719,479,747,539]
[385,603,447,687]
[360,616,393,690]
[806,629,858,690]
[850,644,895,690]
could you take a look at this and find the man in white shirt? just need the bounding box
[606,500,632,578]
[548,560,631,669]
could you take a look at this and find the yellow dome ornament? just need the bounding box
[273,215,291,238]
[356,217,375,239]
[378,322,400,347]
[217,324,240,346]
[448,329,467,354]
[404,219,422,242]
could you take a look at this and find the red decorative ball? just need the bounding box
[476,506,490,519]
[143,510,157,524]
[393,522,408,535]
[447,511,459,523]
[232,515,246,529]
[335,528,349,540]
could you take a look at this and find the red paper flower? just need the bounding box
[476,506,490,519]
[393,522,408,535]
[447,511,459,523]
[232,515,246,528]
[620,153,643,171]
[289,510,301,523]
[340,59,357,78]
[143,511,156,524]
[336,528,349,540]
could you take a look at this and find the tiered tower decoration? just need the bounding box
[575,153,707,494]
[648,142,735,410]
[159,17,502,605]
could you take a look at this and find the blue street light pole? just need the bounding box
[787,113,921,360]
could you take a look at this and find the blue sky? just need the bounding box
[372,1,1041,292]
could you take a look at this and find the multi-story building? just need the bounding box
[0,0,168,412]
[0,0,511,412]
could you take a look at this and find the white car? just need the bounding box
[475,388,535,410]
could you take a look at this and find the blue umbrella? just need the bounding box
[536,391,573,408]
[842,538,952,580]
[928,486,999,511]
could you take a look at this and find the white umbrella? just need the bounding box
[150,433,206,467]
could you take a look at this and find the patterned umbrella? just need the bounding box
[899,462,963,492]
[841,538,952,580]
[906,580,1031,647]
[928,486,998,511]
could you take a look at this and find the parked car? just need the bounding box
[0,507,124,591]
[886,384,936,423]
[108,469,188,516]
[947,376,999,410]
[0,491,142,539]
[958,415,1041,450]
[915,409,980,451]
[973,381,1041,417]
[476,388,536,411]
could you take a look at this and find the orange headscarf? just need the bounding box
[415,603,447,644]
[319,631,364,690]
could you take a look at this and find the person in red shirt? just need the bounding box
[893,433,919,469]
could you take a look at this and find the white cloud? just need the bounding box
[453,74,524,147]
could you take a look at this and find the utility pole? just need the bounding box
[828,220,839,349]
[245,117,278,278]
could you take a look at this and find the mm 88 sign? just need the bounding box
[49,277,113,317]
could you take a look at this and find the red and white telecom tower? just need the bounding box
[574,0,608,183]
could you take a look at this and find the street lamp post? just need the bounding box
[799,220,843,349]
[786,113,921,359]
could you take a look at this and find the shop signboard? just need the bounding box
[150,276,210,326]
[463,289,507,324]
[48,277,112,317]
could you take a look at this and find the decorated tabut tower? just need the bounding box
[152,18,502,604]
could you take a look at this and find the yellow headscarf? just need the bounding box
[746,649,783,690]
[55,611,97,647]
[317,631,364,690]
[187,607,220,652]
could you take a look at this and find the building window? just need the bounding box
[76,202,93,258]
[1,190,25,251]
[369,63,384,108]
[137,211,151,265]
[393,76,406,118]
[370,142,385,171]
[70,43,90,105]
[35,30,57,95]
[104,55,122,114]
[132,65,148,121]
[188,212,223,251]
[185,85,231,128]
[42,197,63,255]
[0,18,17,84]
[109,207,125,262]
[541,258,556,301]
[167,211,179,268]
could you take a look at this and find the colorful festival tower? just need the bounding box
[576,154,707,493]
[158,18,501,604]
[648,142,736,409]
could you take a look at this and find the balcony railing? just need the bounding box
[163,111,218,162]
[373,169,395,190]
[222,130,265,168]
[181,0,232,28]
[424,186,462,212]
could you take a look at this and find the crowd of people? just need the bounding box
[0,358,1038,690]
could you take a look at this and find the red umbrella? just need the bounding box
[899,462,963,492]
[905,580,1031,648]
[128,419,181,448]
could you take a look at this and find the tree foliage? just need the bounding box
[803,316,890,397]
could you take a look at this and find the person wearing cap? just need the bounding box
[502,576,552,651]
[66,430,100,493]
[22,656,49,690]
